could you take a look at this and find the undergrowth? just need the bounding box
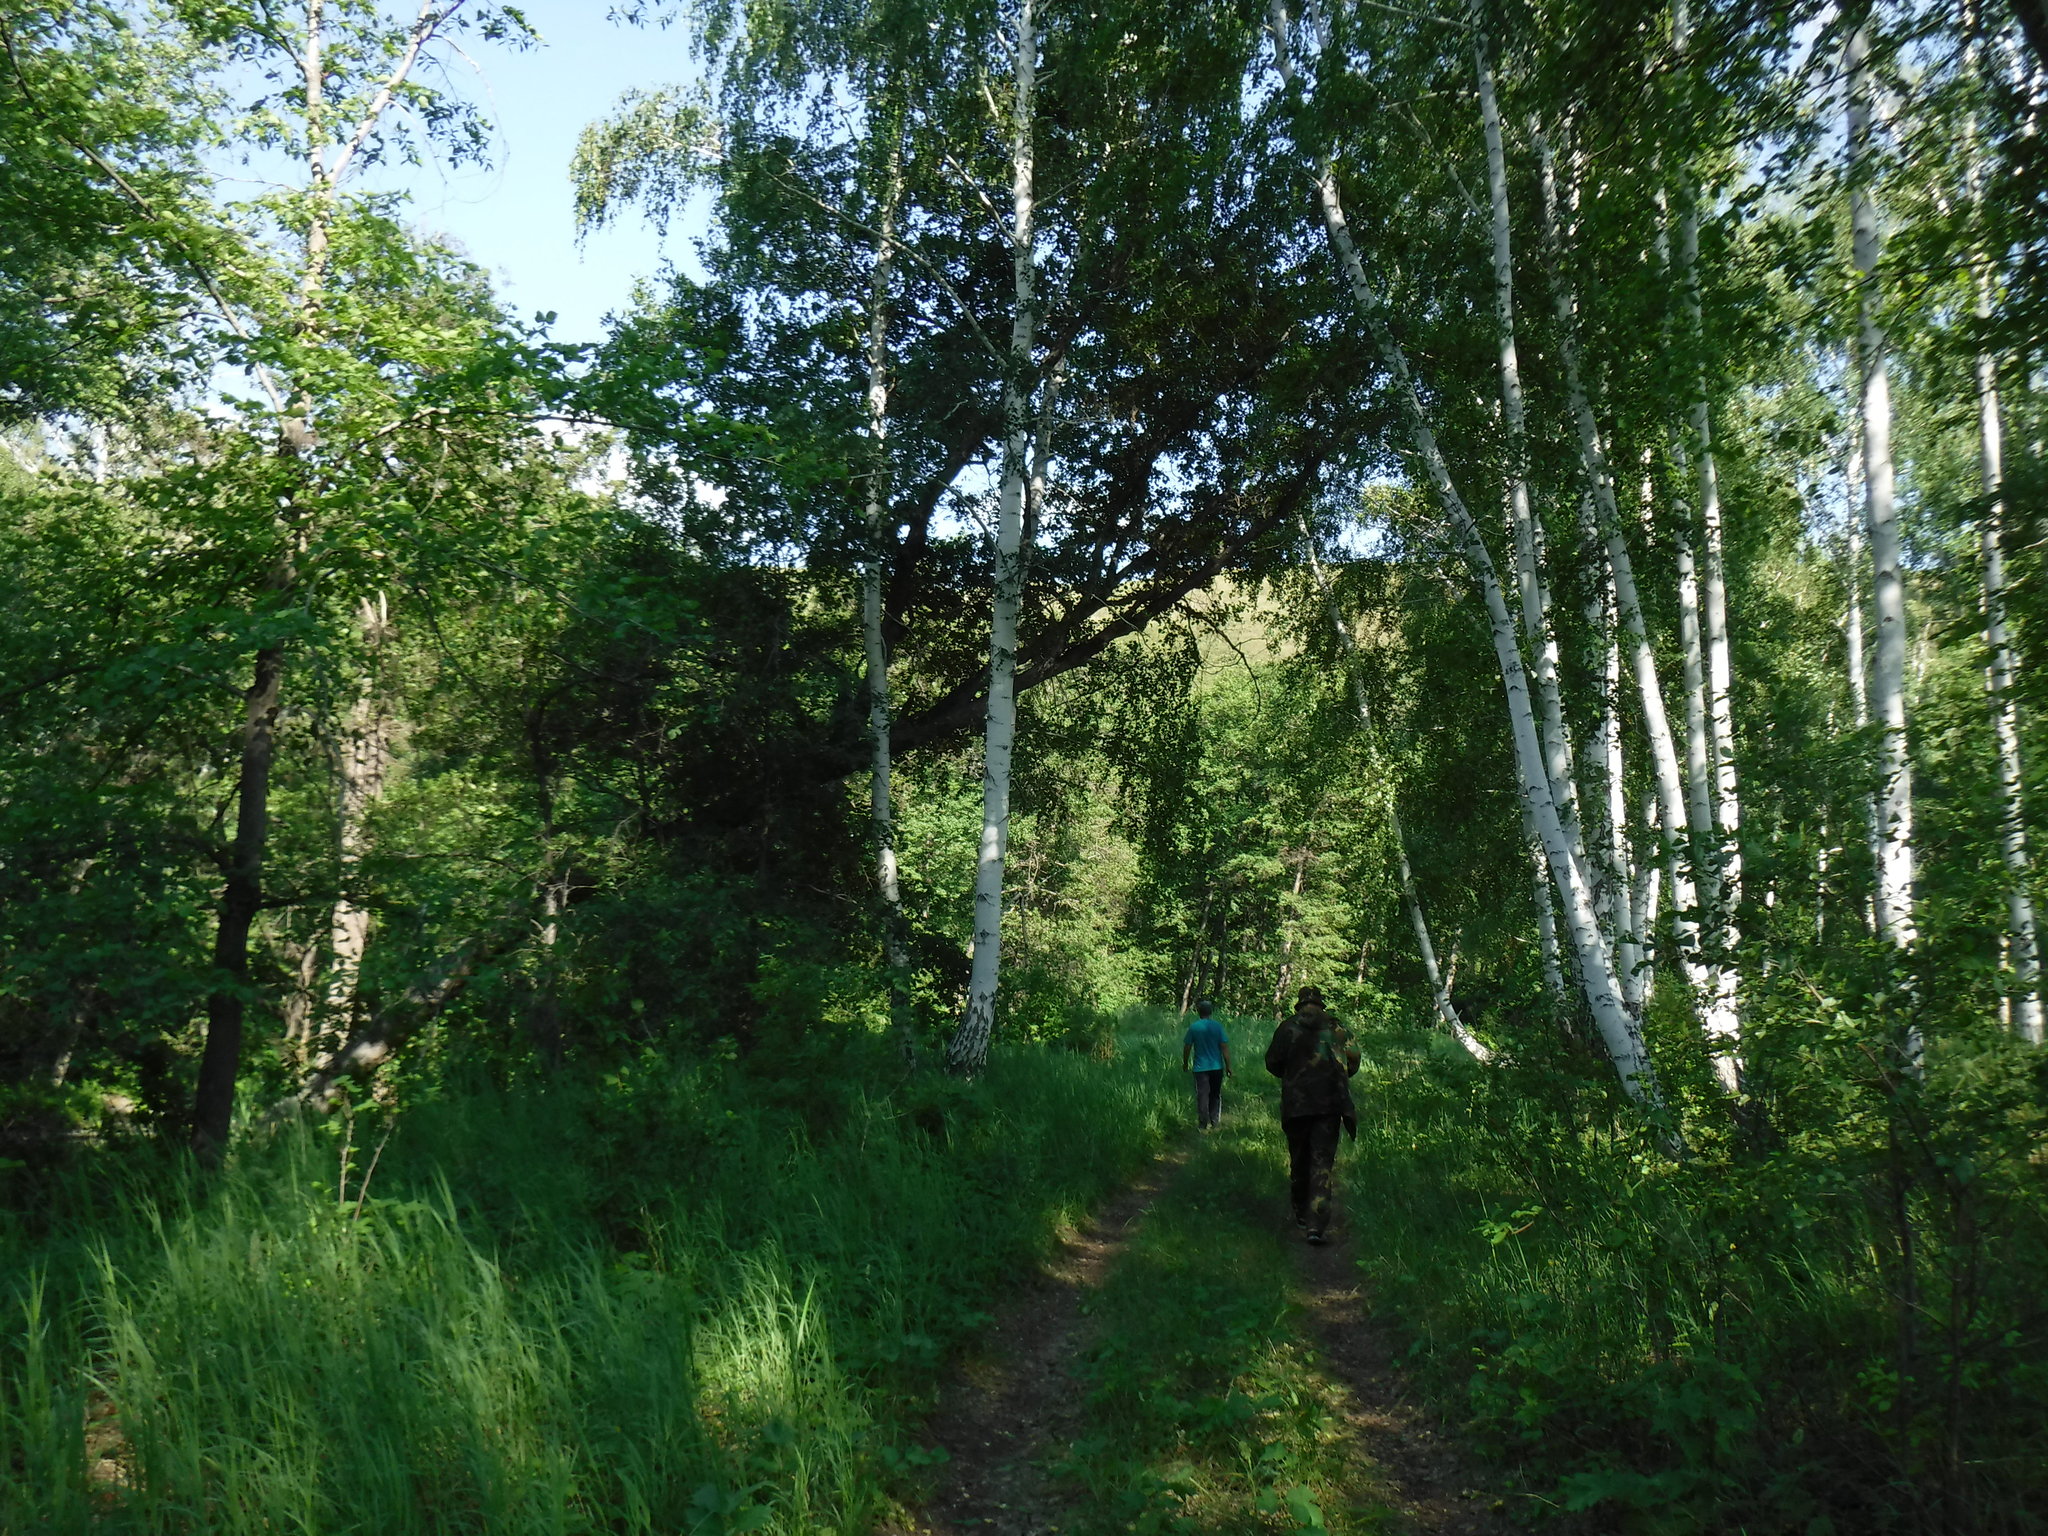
[0,1024,1183,1535]
[1341,996,2048,1535]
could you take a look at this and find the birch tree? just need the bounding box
[1846,15,1915,954]
[1965,20,2042,1041]
[1471,9,1580,870]
[947,0,1040,1074]
[1266,0,1662,1111]
[858,124,916,1021]
[1534,122,1729,1086]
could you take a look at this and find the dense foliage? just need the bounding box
[4,0,2047,1529]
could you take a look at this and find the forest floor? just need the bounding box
[881,1078,1524,1536]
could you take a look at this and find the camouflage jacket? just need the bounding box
[1263,1009,1360,1124]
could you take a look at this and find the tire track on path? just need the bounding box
[1293,1230,1521,1534]
[885,1099,1540,1535]
[881,1140,1195,1536]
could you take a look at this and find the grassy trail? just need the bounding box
[896,1067,1515,1536]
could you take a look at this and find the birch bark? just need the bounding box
[1844,509,1884,933]
[1532,843,1567,1007]
[1974,305,2042,1041]
[1268,2,1658,1108]
[1672,0,1741,918]
[1472,12,1581,870]
[1848,19,1915,952]
[1596,573,1645,1012]
[1535,124,1728,1083]
[860,138,912,1001]
[1674,515,1715,877]
[1669,108,1745,1082]
[947,0,1038,1074]
[1967,24,2043,1042]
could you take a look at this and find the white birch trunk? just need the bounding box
[1269,3,1659,1109]
[1966,29,2043,1042]
[1673,512,1716,887]
[1537,125,1727,1081]
[1667,7,1745,1078]
[1473,14,1582,870]
[1533,841,1568,1008]
[1600,578,1646,1013]
[1302,523,1490,1060]
[320,593,393,1052]
[1570,490,1635,1000]
[1975,325,2043,1041]
[860,143,911,987]
[1844,510,1884,934]
[1848,21,1916,953]
[948,0,1038,1073]
[1633,789,1664,1010]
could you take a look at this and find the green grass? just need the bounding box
[1337,1019,2048,1533]
[1057,1068,1403,1536]
[0,1028,1186,1535]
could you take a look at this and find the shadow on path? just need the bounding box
[880,1141,1194,1536]
[1294,1229,1518,1534]
[889,1081,1537,1534]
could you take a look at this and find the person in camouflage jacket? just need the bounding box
[1263,986,1359,1244]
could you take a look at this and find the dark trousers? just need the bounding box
[1193,1069,1224,1127]
[1283,1114,1343,1232]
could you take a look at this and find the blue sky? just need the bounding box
[389,0,713,344]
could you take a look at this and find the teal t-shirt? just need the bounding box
[1183,1016,1227,1072]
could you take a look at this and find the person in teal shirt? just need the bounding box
[1181,1000,1232,1130]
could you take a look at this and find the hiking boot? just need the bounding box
[1306,1229,1329,1246]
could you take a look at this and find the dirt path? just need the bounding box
[886,1125,1532,1536]
[880,1143,1193,1536]
[1294,1233,1521,1534]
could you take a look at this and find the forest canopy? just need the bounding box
[3,0,2047,1529]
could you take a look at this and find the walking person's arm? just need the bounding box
[1223,1041,1234,1076]
[1264,1023,1291,1078]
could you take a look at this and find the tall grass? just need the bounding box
[1,1029,1185,1534]
[1340,1014,2048,1533]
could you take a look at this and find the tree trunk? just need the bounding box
[1269,1,1659,1110]
[1849,18,1915,953]
[1536,123,1724,1079]
[1531,841,1567,1008]
[318,593,394,1059]
[1844,506,1883,933]
[1967,23,2043,1043]
[1667,4,1746,1081]
[1975,319,2042,1041]
[860,135,914,1052]
[192,645,285,1159]
[947,0,1039,1074]
[1473,12,1582,873]
[1592,567,1644,1013]
[193,0,331,1160]
[1632,788,1664,1010]
[1674,516,1716,887]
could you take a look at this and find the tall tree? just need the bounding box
[948,0,1040,1073]
[1847,13,1915,956]
[1265,0,1662,1111]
